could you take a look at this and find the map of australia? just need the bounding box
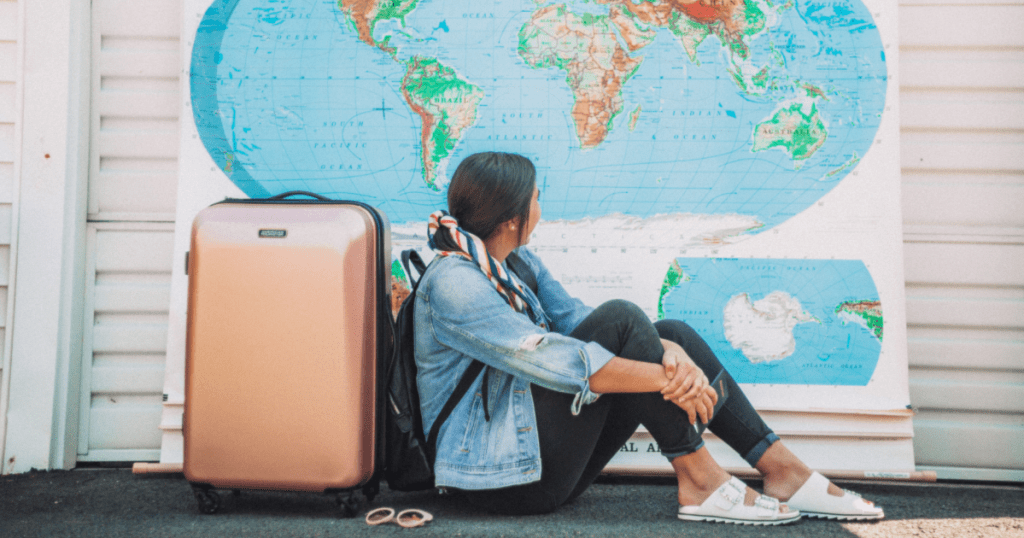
[190,0,887,229]
[659,258,883,385]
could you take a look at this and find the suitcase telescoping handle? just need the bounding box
[268,190,333,202]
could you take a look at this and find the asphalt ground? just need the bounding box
[1,469,1022,537]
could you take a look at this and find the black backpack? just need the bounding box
[383,249,537,492]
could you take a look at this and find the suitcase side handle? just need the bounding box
[267,190,333,201]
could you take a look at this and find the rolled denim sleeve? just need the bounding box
[425,258,613,410]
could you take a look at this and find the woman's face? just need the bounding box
[522,186,541,245]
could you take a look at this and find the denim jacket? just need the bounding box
[413,248,615,490]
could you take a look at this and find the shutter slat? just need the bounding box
[910,377,1024,413]
[91,364,165,393]
[95,229,175,272]
[89,402,164,450]
[901,50,1024,89]
[914,418,1024,470]
[92,324,168,354]
[97,131,179,159]
[96,0,182,38]
[99,50,180,78]
[92,172,179,216]
[0,42,15,83]
[0,83,15,123]
[903,183,1024,227]
[901,6,1024,48]
[94,283,170,313]
[0,3,17,41]
[902,134,1024,172]
[904,243,1024,287]
[98,91,179,119]
[902,94,1024,131]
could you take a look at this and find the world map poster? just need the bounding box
[163,0,909,466]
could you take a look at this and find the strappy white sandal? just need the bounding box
[678,477,801,526]
[786,471,884,521]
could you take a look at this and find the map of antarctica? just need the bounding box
[659,258,882,385]
[191,0,887,230]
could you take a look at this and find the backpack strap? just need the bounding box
[425,360,485,460]
[400,249,486,461]
[401,249,428,288]
[505,250,538,295]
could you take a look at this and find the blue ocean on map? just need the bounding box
[660,258,882,385]
[192,0,887,227]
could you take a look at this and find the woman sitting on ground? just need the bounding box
[413,151,883,524]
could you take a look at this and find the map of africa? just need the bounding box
[191,0,887,229]
[658,258,882,385]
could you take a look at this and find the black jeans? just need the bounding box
[464,299,779,515]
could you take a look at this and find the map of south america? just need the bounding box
[401,57,485,189]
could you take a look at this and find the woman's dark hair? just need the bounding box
[435,152,536,250]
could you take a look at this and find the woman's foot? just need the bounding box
[784,472,884,520]
[756,441,842,500]
[671,448,793,513]
[755,442,884,520]
[678,477,801,526]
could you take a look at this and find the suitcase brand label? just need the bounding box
[259,229,287,238]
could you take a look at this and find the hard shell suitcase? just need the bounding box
[183,192,391,516]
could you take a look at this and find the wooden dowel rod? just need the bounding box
[603,466,938,482]
[132,462,184,475]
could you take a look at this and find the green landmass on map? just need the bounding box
[657,259,688,320]
[835,300,883,341]
[338,0,421,51]
[668,14,710,64]
[628,104,642,131]
[391,259,408,283]
[751,100,828,163]
[401,56,485,189]
[518,4,643,149]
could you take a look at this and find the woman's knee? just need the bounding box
[654,318,696,343]
[654,319,724,374]
[592,299,647,325]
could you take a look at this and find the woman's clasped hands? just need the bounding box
[659,339,718,426]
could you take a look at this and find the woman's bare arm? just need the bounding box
[588,356,669,394]
[589,355,718,424]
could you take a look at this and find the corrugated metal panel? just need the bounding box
[78,0,181,462]
[900,1,1024,480]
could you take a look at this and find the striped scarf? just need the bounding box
[427,210,533,316]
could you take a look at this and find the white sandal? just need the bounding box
[786,471,884,521]
[678,477,801,526]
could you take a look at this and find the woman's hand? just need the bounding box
[660,339,709,404]
[675,386,719,425]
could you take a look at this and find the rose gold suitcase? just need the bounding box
[183,192,391,516]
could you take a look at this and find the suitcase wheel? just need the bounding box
[362,482,379,503]
[335,492,360,518]
[193,488,222,515]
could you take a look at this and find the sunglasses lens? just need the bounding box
[396,509,432,528]
[365,507,394,525]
